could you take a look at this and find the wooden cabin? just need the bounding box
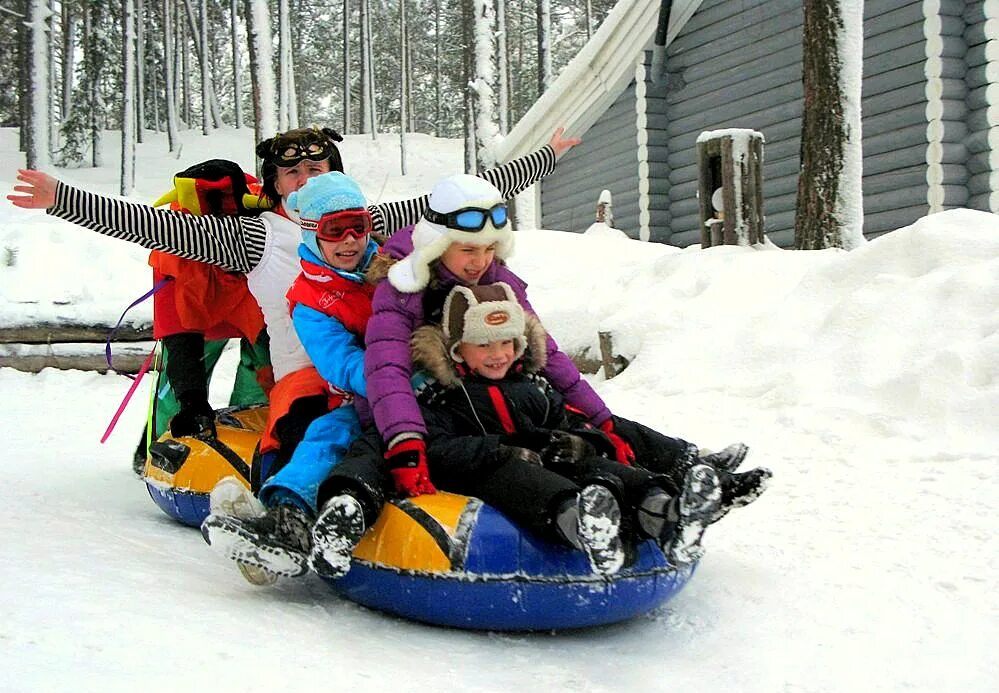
[498,0,997,246]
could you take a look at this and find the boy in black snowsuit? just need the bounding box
[403,281,734,574]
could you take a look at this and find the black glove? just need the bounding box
[541,431,596,465]
[496,444,543,467]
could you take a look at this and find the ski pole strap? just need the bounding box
[105,278,170,377]
[100,345,157,444]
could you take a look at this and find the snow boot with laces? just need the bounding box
[201,502,312,580]
[309,494,367,579]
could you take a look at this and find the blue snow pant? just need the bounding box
[258,405,362,514]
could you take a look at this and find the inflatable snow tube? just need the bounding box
[142,407,696,630]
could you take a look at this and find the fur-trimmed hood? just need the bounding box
[410,314,548,388]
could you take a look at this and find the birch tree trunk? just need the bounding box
[277,0,290,130]
[121,0,137,194]
[471,0,499,171]
[26,0,51,169]
[162,0,179,151]
[61,0,76,123]
[462,0,475,173]
[433,0,441,136]
[794,0,865,250]
[536,0,551,96]
[230,0,243,129]
[47,0,56,152]
[399,0,407,174]
[243,0,277,147]
[199,0,210,134]
[342,0,351,134]
[496,0,509,134]
[135,0,145,142]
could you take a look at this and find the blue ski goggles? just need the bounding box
[424,203,508,232]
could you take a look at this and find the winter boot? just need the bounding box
[208,477,275,585]
[132,428,149,477]
[201,503,312,581]
[710,467,772,524]
[699,442,749,473]
[561,484,625,576]
[661,464,722,567]
[170,391,217,440]
[309,494,367,579]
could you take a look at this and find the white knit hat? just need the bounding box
[442,282,527,362]
[388,174,514,292]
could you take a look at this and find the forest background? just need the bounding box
[3,0,616,181]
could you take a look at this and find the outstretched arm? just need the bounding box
[8,170,266,273]
[368,127,581,236]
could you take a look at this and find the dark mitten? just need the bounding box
[496,445,543,467]
[500,430,556,453]
[170,389,216,439]
[384,438,437,497]
[541,431,596,465]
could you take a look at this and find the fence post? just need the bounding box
[696,129,766,247]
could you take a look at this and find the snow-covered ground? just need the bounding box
[1,127,996,692]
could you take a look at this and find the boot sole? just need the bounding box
[202,514,309,579]
[577,485,625,576]
[310,497,366,578]
[667,464,722,566]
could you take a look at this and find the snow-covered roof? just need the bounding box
[496,0,705,162]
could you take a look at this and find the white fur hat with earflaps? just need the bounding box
[387,174,514,292]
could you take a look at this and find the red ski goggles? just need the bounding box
[301,208,373,243]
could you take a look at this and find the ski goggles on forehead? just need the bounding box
[269,139,334,166]
[301,209,372,242]
[424,203,508,232]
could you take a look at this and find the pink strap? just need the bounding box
[100,346,157,444]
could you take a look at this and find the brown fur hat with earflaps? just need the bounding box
[410,282,548,388]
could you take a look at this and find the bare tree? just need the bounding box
[198,0,210,134]
[162,0,179,151]
[399,0,407,174]
[496,0,509,134]
[230,0,243,129]
[794,0,865,250]
[60,0,76,123]
[135,0,145,142]
[243,0,277,147]
[342,0,351,134]
[121,0,137,194]
[471,0,499,171]
[25,0,51,169]
[536,0,551,96]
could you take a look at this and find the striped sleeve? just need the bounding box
[367,145,557,236]
[48,182,267,273]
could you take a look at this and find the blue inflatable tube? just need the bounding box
[141,407,696,631]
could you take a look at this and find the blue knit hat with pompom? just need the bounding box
[285,171,366,223]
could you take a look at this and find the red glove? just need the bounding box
[384,439,437,497]
[599,420,635,466]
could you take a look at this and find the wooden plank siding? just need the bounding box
[539,78,641,236]
[659,0,804,246]
[964,1,999,212]
[531,0,997,247]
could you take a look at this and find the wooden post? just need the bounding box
[696,129,766,247]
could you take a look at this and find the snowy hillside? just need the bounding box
[1,127,996,692]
